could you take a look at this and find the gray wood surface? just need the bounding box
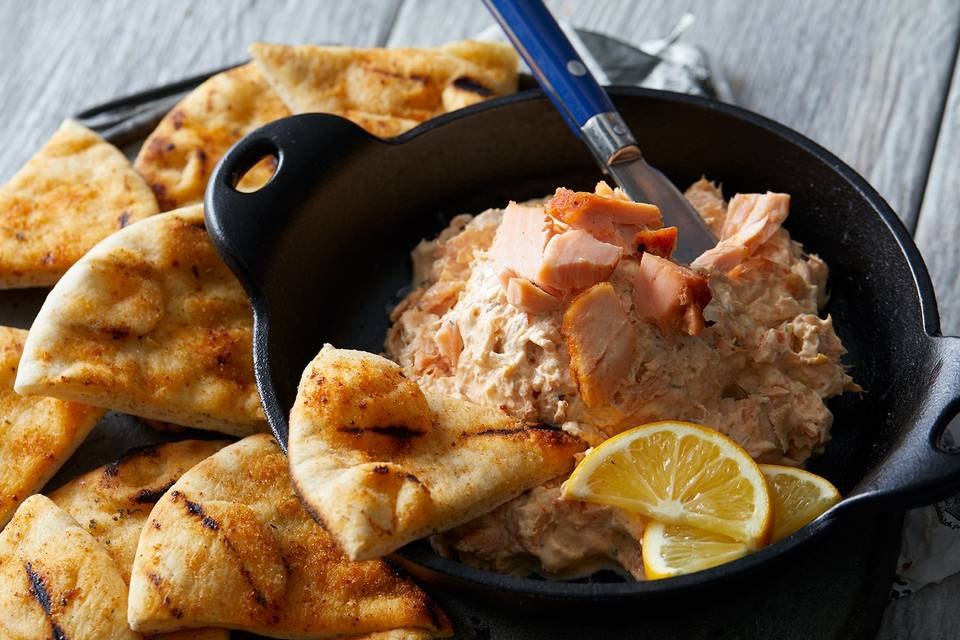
[1,0,959,637]
[914,56,960,337]
[0,0,402,181]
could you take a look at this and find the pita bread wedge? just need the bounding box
[49,439,229,582]
[0,120,159,288]
[134,63,291,211]
[0,326,104,528]
[250,40,518,138]
[288,346,585,561]
[14,206,266,436]
[127,434,452,638]
[0,494,138,639]
[49,440,231,640]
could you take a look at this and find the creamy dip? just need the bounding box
[385,179,858,579]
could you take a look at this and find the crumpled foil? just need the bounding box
[474,14,733,102]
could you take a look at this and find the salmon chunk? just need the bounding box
[538,229,622,291]
[436,319,464,367]
[490,201,621,305]
[632,253,712,336]
[547,187,662,251]
[562,282,637,407]
[692,192,789,272]
[634,226,678,258]
[489,202,557,287]
[506,276,561,314]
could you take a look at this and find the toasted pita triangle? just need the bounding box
[0,120,159,288]
[127,434,451,638]
[48,439,230,640]
[288,346,585,561]
[0,495,138,639]
[250,40,517,138]
[49,439,229,583]
[134,63,291,211]
[14,206,266,436]
[0,326,104,528]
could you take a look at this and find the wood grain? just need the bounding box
[913,56,960,336]
[389,0,960,227]
[0,0,402,182]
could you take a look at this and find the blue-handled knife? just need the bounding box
[483,0,716,263]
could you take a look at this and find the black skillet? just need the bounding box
[203,87,960,618]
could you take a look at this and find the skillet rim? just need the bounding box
[370,86,940,598]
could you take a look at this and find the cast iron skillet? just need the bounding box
[204,87,960,601]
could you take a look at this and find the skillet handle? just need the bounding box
[204,114,380,449]
[204,113,376,294]
[841,335,960,512]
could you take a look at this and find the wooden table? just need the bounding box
[1,1,958,637]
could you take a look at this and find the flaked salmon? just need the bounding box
[635,226,678,258]
[488,202,556,287]
[632,253,712,337]
[562,282,637,407]
[506,276,560,314]
[489,201,622,308]
[692,192,789,272]
[436,319,464,367]
[539,229,622,291]
[547,186,662,251]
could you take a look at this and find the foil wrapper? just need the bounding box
[475,14,733,101]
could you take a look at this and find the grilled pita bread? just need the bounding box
[14,206,266,436]
[49,439,228,583]
[0,120,159,288]
[134,63,291,211]
[0,494,138,639]
[287,346,585,561]
[0,326,104,528]
[127,434,451,638]
[250,40,518,138]
[48,439,230,640]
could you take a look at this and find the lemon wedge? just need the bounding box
[642,521,749,579]
[761,464,840,542]
[562,421,772,545]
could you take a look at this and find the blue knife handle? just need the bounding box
[483,0,617,133]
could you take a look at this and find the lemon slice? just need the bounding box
[562,421,772,545]
[642,521,749,579]
[761,464,840,542]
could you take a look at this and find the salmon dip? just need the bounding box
[385,179,859,580]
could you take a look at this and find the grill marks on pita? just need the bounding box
[287,346,585,561]
[0,120,159,288]
[0,326,105,528]
[127,434,452,638]
[14,206,266,436]
[250,40,518,138]
[0,494,139,640]
[47,440,231,640]
[49,439,229,584]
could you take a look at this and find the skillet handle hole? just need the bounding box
[232,152,279,193]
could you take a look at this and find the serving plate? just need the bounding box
[201,87,960,636]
